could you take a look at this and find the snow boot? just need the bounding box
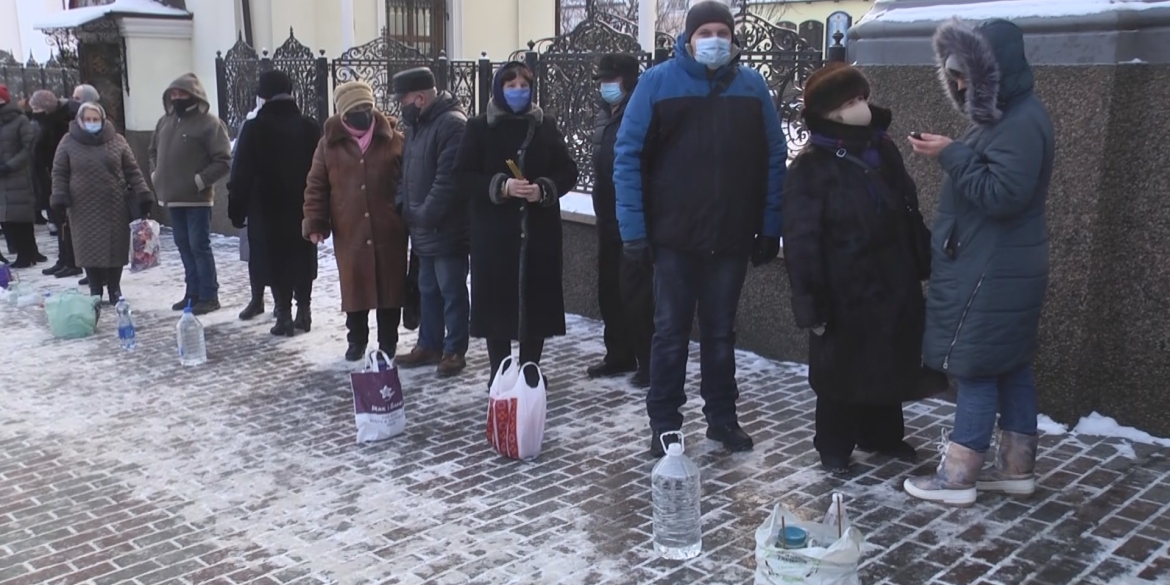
[904,432,983,507]
[976,430,1038,496]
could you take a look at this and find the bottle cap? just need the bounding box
[782,526,808,547]
[666,442,684,457]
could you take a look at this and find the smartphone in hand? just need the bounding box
[910,132,924,140]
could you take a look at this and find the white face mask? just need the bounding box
[255,96,266,110]
[829,100,872,127]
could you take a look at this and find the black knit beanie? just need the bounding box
[685,1,736,40]
[257,70,293,99]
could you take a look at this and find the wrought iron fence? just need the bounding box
[216,30,329,134]
[0,52,80,106]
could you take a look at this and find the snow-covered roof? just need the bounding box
[858,0,1170,26]
[34,0,190,31]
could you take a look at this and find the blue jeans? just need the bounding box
[417,254,470,355]
[951,363,1039,453]
[170,207,219,301]
[648,247,749,433]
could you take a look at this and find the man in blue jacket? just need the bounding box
[614,0,786,457]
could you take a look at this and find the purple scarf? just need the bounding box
[810,129,889,209]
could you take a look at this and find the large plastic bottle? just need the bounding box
[651,431,702,560]
[822,492,852,541]
[115,297,136,351]
[176,301,207,366]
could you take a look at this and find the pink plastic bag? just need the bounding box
[129,219,161,273]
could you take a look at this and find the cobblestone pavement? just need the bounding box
[3,226,1170,585]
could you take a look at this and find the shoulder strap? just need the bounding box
[707,67,739,98]
[812,143,872,173]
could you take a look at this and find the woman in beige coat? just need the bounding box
[51,102,154,303]
[303,81,408,361]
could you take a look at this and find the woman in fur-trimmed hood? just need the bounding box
[904,18,1055,508]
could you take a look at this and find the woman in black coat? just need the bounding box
[782,63,946,474]
[455,61,579,385]
[228,70,321,337]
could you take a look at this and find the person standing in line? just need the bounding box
[613,1,786,457]
[783,63,947,475]
[904,18,1054,507]
[391,67,471,377]
[587,53,654,389]
[228,70,321,337]
[233,93,270,321]
[0,84,45,268]
[69,84,100,118]
[303,81,409,361]
[150,73,232,315]
[454,61,579,387]
[50,102,154,303]
[29,90,82,278]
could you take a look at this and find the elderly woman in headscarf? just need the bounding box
[50,102,154,303]
[454,61,579,387]
[303,81,408,361]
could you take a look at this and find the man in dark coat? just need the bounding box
[28,90,80,278]
[614,2,787,457]
[391,67,470,377]
[904,18,1054,507]
[588,53,654,389]
[228,70,321,337]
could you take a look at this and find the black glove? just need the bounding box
[750,235,781,267]
[0,163,10,177]
[623,238,653,267]
[51,204,67,217]
[139,200,153,219]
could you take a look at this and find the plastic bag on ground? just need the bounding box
[130,219,161,273]
[754,496,865,585]
[350,350,406,443]
[44,290,102,339]
[486,357,547,461]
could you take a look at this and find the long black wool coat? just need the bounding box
[783,107,947,404]
[227,99,321,288]
[456,101,579,341]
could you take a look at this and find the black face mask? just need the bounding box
[172,97,197,114]
[345,110,373,130]
[400,102,421,125]
[956,88,968,104]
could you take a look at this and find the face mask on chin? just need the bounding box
[829,100,872,127]
[692,37,733,69]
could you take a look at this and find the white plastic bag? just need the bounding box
[350,350,406,443]
[129,219,161,273]
[754,496,865,585]
[486,357,547,461]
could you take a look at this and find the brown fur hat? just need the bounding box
[802,62,871,118]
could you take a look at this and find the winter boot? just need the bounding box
[293,284,312,332]
[436,353,467,377]
[55,266,82,278]
[976,430,1039,496]
[345,342,367,362]
[586,358,637,379]
[396,346,443,369]
[0,250,7,264]
[42,261,64,276]
[904,432,984,507]
[239,284,266,321]
[271,308,296,337]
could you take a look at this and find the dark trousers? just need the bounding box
[49,208,75,268]
[0,222,40,261]
[598,235,654,370]
[648,247,748,433]
[346,308,401,350]
[814,396,906,458]
[84,267,124,299]
[272,281,311,312]
[487,338,545,384]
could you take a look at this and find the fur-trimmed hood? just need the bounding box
[933,18,1034,127]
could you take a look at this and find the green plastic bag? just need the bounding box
[45,290,102,339]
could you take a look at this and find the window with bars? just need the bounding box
[384,0,447,57]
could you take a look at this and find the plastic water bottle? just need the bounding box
[176,301,207,366]
[115,297,136,351]
[822,492,851,541]
[651,431,702,560]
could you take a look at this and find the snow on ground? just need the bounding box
[859,0,1170,25]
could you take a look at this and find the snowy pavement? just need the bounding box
[3,224,1170,585]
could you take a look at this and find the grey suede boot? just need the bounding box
[904,432,984,507]
[976,430,1039,496]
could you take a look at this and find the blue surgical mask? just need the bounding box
[503,88,531,113]
[600,82,624,105]
[83,121,102,134]
[693,37,733,69]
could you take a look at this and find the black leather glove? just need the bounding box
[750,235,781,267]
[623,238,653,267]
[139,200,153,219]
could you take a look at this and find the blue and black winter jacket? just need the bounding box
[613,34,786,253]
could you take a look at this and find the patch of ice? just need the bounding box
[1072,412,1170,447]
[1037,414,1069,435]
[858,0,1170,25]
[1113,441,1137,459]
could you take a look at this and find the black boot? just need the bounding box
[293,284,311,332]
[55,266,82,278]
[270,308,295,337]
[0,250,7,264]
[345,342,367,361]
[239,284,266,321]
[42,261,64,276]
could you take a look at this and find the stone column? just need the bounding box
[850,0,1170,435]
[638,0,658,53]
